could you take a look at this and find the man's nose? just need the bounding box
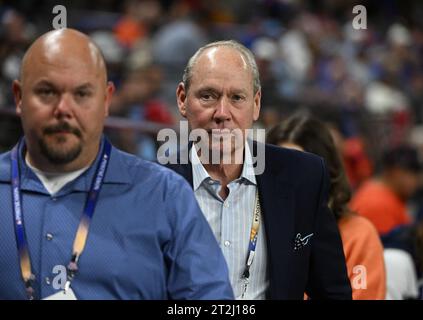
[53,93,74,118]
[214,97,231,123]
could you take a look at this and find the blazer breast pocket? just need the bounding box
[293,232,314,252]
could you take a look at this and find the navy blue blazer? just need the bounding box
[165,142,352,299]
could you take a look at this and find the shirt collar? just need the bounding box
[190,141,257,191]
[0,136,132,195]
[190,144,212,191]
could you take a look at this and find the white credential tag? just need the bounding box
[43,288,77,300]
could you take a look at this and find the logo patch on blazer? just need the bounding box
[294,233,314,251]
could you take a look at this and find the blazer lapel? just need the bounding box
[256,160,296,299]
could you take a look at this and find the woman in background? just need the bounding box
[267,113,386,299]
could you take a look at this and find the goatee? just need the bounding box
[39,122,83,164]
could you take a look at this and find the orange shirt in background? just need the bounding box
[350,180,411,235]
[338,214,386,300]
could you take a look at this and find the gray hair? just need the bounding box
[182,40,261,94]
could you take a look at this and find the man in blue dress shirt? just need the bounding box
[0,28,233,300]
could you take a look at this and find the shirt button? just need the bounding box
[224,240,231,247]
[51,197,57,201]
[224,202,229,208]
[46,233,53,241]
[45,277,51,285]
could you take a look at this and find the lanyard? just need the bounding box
[241,189,261,299]
[11,138,112,300]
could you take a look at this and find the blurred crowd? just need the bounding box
[1,1,423,158]
[1,0,423,298]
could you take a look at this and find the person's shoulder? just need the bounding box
[339,214,380,242]
[263,142,323,164]
[0,149,11,162]
[261,142,325,176]
[0,150,12,182]
[340,213,377,231]
[112,147,190,189]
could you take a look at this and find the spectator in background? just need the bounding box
[350,145,421,236]
[0,7,36,107]
[110,64,174,159]
[383,248,420,300]
[113,0,162,50]
[267,113,386,300]
[382,218,423,299]
[152,0,209,109]
[327,123,373,190]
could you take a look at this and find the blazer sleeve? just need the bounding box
[305,158,353,299]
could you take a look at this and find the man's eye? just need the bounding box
[201,94,213,101]
[75,90,91,98]
[37,88,55,96]
[232,95,244,102]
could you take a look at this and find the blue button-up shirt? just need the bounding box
[0,138,234,300]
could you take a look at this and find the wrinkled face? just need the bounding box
[177,47,261,158]
[13,39,113,167]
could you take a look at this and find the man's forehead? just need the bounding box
[189,47,252,86]
[190,47,253,90]
[197,46,249,70]
[32,77,97,89]
[21,29,106,83]
[23,56,102,84]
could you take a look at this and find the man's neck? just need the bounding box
[203,162,243,200]
[203,162,243,186]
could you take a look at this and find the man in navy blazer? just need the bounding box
[163,40,352,299]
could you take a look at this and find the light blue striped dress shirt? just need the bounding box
[190,143,269,299]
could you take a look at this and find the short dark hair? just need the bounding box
[382,145,422,173]
[267,112,352,220]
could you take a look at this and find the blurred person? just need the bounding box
[109,64,174,159]
[383,247,420,300]
[0,28,233,300]
[350,145,421,235]
[152,0,209,108]
[250,37,280,108]
[0,8,36,106]
[267,113,386,300]
[113,0,162,49]
[165,40,352,299]
[327,124,373,190]
[382,217,423,299]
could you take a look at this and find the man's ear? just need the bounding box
[12,80,23,115]
[253,89,261,121]
[104,81,115,117]
[176,82,187,118]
